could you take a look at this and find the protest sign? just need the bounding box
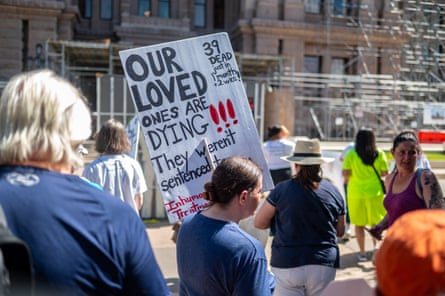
[119,32,273,223]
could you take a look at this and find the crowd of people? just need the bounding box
[0,69,444,295]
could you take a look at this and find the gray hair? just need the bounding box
[0,70,91,169]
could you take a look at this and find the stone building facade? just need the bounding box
[0,0,416,138]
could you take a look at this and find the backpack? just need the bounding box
[0,206,33,295]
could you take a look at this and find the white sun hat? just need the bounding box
[281,138,335,165]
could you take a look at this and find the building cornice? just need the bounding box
[242,18,410,46]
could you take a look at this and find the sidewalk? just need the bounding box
[146,220,377,295]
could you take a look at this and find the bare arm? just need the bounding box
[336,214,346,237]
[383,172,395,195]
[254,201,276,229]
[377,214,389,230]
[134,193,143,211]
[369,214,389,240]
[342,169,351,184]
[420,170,445,209]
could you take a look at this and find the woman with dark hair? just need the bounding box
[388,129,431,171]
[369,130,444,240]
[176,156,275,296]
[255,139,346,296]
[342,129,389,261]
[83,119,147,214]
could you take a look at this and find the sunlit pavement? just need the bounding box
[146,217,381,295]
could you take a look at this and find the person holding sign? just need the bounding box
[0,70,171,295]
[119,32,275,224]
[83,119,147,215]
[254,138,346,296]
[176,156,275,296]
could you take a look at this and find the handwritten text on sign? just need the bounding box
[120,33,273,222]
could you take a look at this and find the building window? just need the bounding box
[159,0,170,18]
[278,39,283,55]
[138,0,152,16]
[377,48,382,75]
[214,0,225,29]
[375,0,384,25]
[346,0,360,20]
[100,0,113,19]
[194,0,206,27]
[331,58,346,74]
[22,20,29,71]
[333,0,345,15]
[279,0,285,20]
[305,0,321,14]
[304,56,322,97]
[304,56,322,73]
[80,0,92,19]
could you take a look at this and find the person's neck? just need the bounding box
[397,168,415,178]
[14,160,72,174]
[202,205,241,223]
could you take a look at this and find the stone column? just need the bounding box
[264,89,295,138]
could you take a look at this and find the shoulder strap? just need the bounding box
[416,168,425,198]
[371,164,380,178]
[371,165,386,194]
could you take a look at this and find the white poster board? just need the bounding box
[424,104,445,125]
[119,33,273,223]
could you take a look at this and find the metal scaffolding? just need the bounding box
[266,0,445,140]
[43,1,445,140]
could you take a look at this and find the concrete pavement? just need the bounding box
[145,219,377,295]
[145,221,180,294]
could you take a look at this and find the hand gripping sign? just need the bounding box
[119,33,273,223]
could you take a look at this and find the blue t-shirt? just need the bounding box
[176,212,275,296]
[267,178,345,268]
[0,165,171,296]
